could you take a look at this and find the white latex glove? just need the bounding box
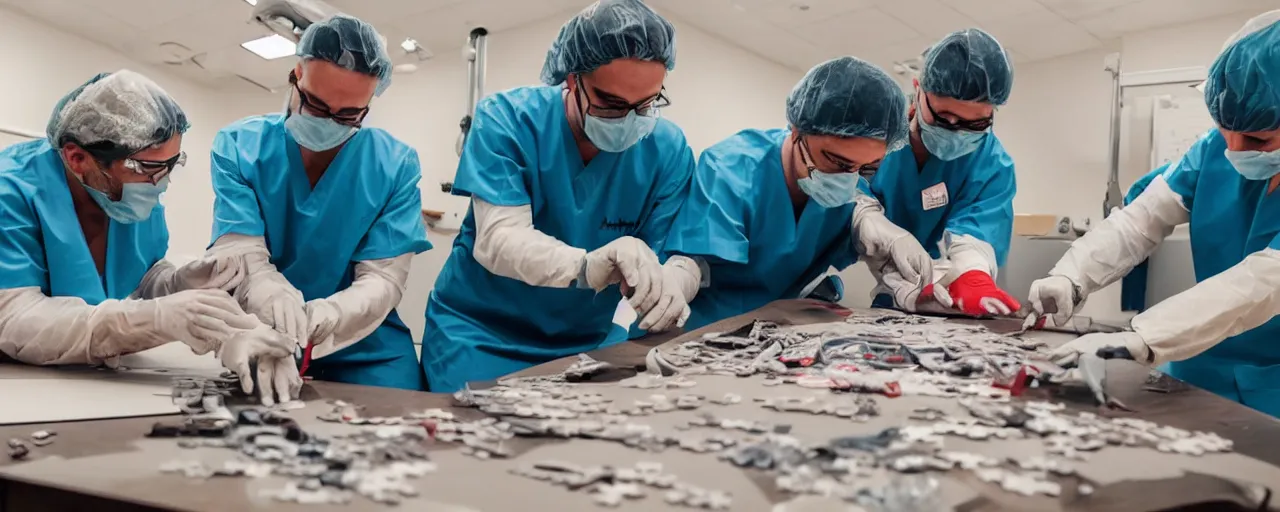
[854,199,934,303]
[882,267,954,312]
[583,236,664,313]
[218,324,301,406]
[1048,332,1151,368]
[304,299,341,359]
[174,255,248,293]
[250,292,308,349]
[1028,275,1078,327]
[154,290,261,355]
[636,259,697,332]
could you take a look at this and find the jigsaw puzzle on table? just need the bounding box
[140,311,1236,509]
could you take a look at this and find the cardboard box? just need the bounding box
[1014,214,1075,238]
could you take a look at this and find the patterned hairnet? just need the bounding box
[297,14,392,96]
[920,28,1013,105]
[1205,14,1280,132]
[540,0,677,86]
[46,70,190,158]
[787,57,909,151]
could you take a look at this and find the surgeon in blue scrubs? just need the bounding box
[210,15,432,391]
[424,0,694,392]
[1039,12,1280,418]
[0,70,295,402]
[867,28,1021,317]
[662,57,938,331]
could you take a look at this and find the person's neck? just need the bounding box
[300,146,341,188]
[908,117,929,171]
[563,89,600,165]
[780,138,808,217]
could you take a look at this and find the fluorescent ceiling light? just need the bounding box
[244,0,257,5]
[242,34,296,60]
[400,38,419,53]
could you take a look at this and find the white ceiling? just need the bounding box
[0,0,1276,92]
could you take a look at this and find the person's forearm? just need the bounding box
[0,288,168,365]
[213,234,303,309]
[943,233,997,284]
[1134,248,1280,364]
[313,254,412,347]
[130,260,181,300]
[471,199,586,287]
[1050,176,1189,295]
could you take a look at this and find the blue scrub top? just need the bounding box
[1156,129,1280,416]
[663,128,858,331]
[865,133,1016,265]
[424,85,694,392]
[210,115,432,390]
[1119,164,1169,312]
[0,139,165,303]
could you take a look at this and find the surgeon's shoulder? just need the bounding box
[216,114,285,144]
[359,128,420,173]
[0,140,54,206]
[699,129,785,180]
[475,86,560,127]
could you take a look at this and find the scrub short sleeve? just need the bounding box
[209,130,267,244]
[1125,164,1169,206]
[663,148,750,264]
[1159,130,1217,211]
[637,133,695,256]
[944,145,1016,266]
[451,96,532,207]
[0,181,46,290]
[353,149,434,261]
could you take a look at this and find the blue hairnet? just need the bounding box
[920,28,1013,105]
[297,14,393,96]
[46,70,190,159]
[1205,19,1280,133]
[787,57,909,151]
[540,0,677,86]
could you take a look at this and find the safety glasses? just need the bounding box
[289,71,369,127]
[921,93,993,132]
[123,151,185,184]
[574,75,670,119]
[798,137,879,178]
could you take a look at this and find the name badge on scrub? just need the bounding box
[921,182,949,211]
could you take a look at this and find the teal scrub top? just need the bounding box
[424,85,694,392]
[663,128,858,331]
[210,115,432,390]
[0,139,165,303]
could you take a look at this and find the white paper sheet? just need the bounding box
[0,378,178,425]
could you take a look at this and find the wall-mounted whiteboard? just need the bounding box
[1150,95,1212,169]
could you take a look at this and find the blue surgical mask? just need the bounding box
[919,118,986,161]
[583,110,658,153]
[285,111,357,151]
[82,176,169,224]
[798,170,860,209]
[1226,149,1280,180]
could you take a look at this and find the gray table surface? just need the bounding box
[2,301,1279,511]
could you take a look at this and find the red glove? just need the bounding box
[946,270,1021,316]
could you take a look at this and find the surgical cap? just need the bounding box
[540,0,677,86]
[46,70,190,160]
[787,57,909,151]
[297,14,392,96]
[920,28,1013,105]
[1204,14,1280,133]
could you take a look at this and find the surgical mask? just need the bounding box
[583,110,658,153]
[1226,149,1280,180]
[798,170,860,208]
[919,118,986,161]
[285,111,358,151]
[81,176,169,224]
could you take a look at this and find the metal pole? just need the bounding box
[1103,53,1123,219]
[0,126,42,140]
[456,28,489,157]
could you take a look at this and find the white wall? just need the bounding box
[370,11,804,340]
[0,6,281,258]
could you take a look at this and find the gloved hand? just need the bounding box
[174,255,248,292]
[882,268,953,312]
[636,266,692,332]
[218,324,301,406]
[153,289,261,355]
[303,299,342,360]
[582,236,664,313]
[242,290,308,349]
[858,213,934,303]
[1028,275,1079,326]
[1048,332,1151,368]
[947,270,1021,316]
